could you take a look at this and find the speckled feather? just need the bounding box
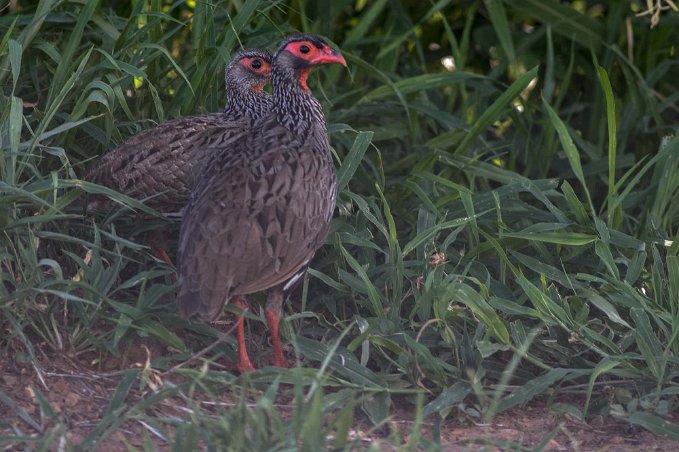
[84,49,273,213]
[176,34,340,320]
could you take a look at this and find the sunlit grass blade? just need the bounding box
[453,65,538,154]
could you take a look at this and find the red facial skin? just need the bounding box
[239,56,272,92]
[283,40,347,90]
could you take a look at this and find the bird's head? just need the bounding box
[273,34,346,91]
[226,48,273,92]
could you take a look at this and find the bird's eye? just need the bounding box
[299,44,310,54]
[251,59,263,69]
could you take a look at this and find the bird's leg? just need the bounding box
[233,297,256,373]
[265,287,286,368]
[148,233,177,283]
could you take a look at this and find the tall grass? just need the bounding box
[2,0,679,448]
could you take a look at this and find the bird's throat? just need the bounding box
[298,68,312,91]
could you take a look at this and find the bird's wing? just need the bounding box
[176,122,336,319]
[84,114,228,212]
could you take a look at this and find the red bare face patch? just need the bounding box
[283,40,346,90]
[285,41,323,61]
[284,40,346,66]
[239,56,272,78]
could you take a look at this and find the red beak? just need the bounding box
[311,47,347,67]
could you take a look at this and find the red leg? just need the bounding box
[265,309,286,367]
[233,297,256,373]
[148,234,177,284]
[265,288,286,368]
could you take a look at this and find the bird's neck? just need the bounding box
[225,86,269,119]
[272,70,326,135]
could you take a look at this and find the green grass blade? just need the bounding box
[631,308,663,380]
[595,62,619,226]
[46,0,98,107]
[503,231,596,246]
[455,66,538,155]
[484,0,515,63]
[583,358,621,417]
[8,39,21,93]
[338,238,386,319]
[543,96,594,214]
[503,0,603,49]
[336,131,373,191]
[626,412,679,440]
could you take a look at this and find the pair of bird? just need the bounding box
[84,34,347,372]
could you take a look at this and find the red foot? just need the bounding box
[234,298,256,373]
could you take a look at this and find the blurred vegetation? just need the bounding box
[2,0,679,448]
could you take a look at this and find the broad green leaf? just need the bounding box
[337,131,373,191]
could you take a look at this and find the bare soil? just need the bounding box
[2,338,678,451]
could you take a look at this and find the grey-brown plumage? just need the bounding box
[176,34,346,369]
[84,49,273,214]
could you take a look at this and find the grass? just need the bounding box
[2,0,679,449]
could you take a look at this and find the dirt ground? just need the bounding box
[2,340,678,451]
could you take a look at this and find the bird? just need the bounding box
[83,49,273,269]
[176,33,346,372]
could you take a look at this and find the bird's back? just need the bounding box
[84,113,238,213]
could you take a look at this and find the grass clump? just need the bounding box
[2,0,679,449]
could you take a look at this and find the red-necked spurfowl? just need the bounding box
[177,34,346,372]
[84,49,273,270]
